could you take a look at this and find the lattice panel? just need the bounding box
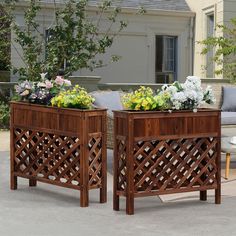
[117,137,218,193]
[117,138,127,191]
[88,136,103,187]
[14,128,81,186]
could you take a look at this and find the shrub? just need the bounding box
[0,101,10,129]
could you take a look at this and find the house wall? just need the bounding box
[186,0,236,79]
[11,3,194,83]
[223,0,236,24]
[79,12,194,83]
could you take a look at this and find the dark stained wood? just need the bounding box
[10,101,107,207]
[113,109,221,215]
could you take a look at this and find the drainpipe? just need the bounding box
[189,16,195,76]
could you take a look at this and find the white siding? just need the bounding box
[11,5,193,83]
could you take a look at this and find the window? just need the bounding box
[206,13,215,78]
[155,35,177,83]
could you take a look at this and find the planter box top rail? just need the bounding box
[113,108,220,115]
[10,101,107,113]
[11,101,107,137]
[113,109,221,141]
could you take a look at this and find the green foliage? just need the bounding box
[1,0,130,81]
[51,85,95,109]
[122,86,171,111]
[0,4,11,71]
[0,101,10,129]
[200,17,236,82]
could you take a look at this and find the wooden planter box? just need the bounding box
[10,102,107,207]
[113,109,221,215]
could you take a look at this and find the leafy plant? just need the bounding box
[1,0,130,81]
[122,86,170,111]
[0,101,10,129]
[0,4,11,71]
[51,85,95,109]
[200,17,236,82]
[122,76,215,111]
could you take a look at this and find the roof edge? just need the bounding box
[14,1,195,18]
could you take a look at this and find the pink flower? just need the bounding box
[63,79,71,86]
[45,80,53,89]
[55,76,64,86]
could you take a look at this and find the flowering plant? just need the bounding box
[122,86,170,111]
[51,85,95,109]
[15,74,71,105]
[122,76,215,111]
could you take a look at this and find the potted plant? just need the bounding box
[113,76,221,215]
[10,76,107,207]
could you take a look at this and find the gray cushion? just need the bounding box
[91,91,123,116]
[221,86,236,111]
[221,112,236,125]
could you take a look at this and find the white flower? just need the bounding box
[159,75,215,110]
[203,85,216,104]
[40,72,47,80]
[184,90,198,101]
[161,84,168,90]
[37,82,46,88]
[166,85,178,95]
[184,76,202,91]
[172,91,186,103]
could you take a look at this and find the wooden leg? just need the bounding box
[80,187,89,207]
[200,190,207,201]
[113,193,120,211]
[100,134,107,204]
[100,186,107,204]
[10,175,17,190]
[126,194,134,215]
[215,187,221,204]
[225,153,231,179]
[29,179,37,187]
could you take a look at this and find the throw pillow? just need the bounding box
[90,91,123,116]
[221,86,236,111]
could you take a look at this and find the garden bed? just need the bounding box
[10,101,107,207]
[113,109,221,214]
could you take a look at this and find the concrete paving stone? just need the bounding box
[1,131,236,235]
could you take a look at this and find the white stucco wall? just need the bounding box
[186,0,235,79]
[11,3,194,83]
[223,0,236,23]
[79,12,194,83]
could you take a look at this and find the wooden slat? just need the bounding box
[113,110,221,214]
[10,102,107,207]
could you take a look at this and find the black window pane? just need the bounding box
[156,36,163,72]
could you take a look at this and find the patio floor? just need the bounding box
[1,131,236,236]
